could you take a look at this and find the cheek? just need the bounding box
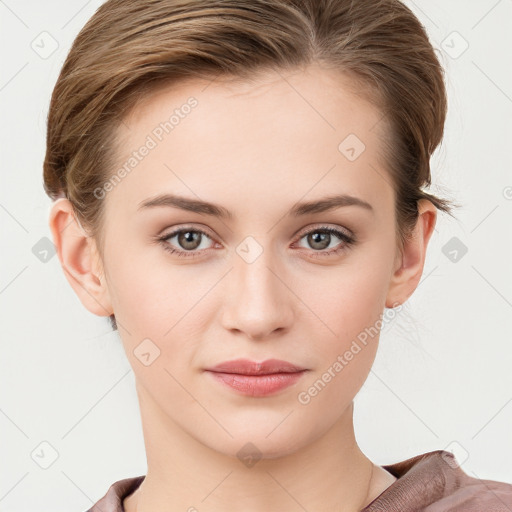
[106,256,206,409]
[296,247,392,392]
[105,241,208,332]
[105,251,219,374]
[304,254,391,343]
[297,278,385,416]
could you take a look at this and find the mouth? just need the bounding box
[204,358,308,397]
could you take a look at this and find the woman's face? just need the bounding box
[97,65,404,457]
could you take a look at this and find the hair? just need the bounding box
[43,0,459,332]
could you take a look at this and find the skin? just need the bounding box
[49,63,437,511]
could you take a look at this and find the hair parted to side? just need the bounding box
[43,0,459,332]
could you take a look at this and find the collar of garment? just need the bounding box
[85,449,512,512]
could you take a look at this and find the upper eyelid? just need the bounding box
[162,225,216,241]
[295,224,352,238]
[162,223,214,236]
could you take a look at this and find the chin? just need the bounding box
[200,426,316,462]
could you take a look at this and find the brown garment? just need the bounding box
[86,450,512,512]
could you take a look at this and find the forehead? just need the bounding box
[107,64,393,219]
[124,64,384,133]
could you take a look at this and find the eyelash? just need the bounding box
[154,225,356,260]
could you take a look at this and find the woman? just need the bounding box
[44,0,512,510]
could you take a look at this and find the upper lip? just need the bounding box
[205,358,307,375]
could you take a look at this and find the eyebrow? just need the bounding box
[137,193,374,219]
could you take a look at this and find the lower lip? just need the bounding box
[206,371,307,397]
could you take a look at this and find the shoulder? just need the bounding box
[85,475,145,512]
[363,450,512,512]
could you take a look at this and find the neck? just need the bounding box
[125,385,382,512]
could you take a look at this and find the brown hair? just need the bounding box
[43,0,458,332]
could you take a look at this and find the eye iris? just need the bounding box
[308,231,330,250]
[178,231,201,250]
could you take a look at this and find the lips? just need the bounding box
[206,358,306,375]
[204,358,308,397]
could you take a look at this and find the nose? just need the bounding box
[220,246,295,341]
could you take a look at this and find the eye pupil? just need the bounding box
[178,231,201,250]
[308,232,330,250]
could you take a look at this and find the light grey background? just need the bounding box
[1,0,511,510]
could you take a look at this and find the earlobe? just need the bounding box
[385,200,437,308]
[48,198,114,318]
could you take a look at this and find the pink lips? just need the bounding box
[204,358,308,397]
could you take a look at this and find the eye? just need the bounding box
[156,227,217,258]
[293,226,356,258]
[154,224,356,259]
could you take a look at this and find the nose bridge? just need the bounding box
[221,236,294,339]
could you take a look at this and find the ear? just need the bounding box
[385,199,437,308]
[48,198,114,319]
